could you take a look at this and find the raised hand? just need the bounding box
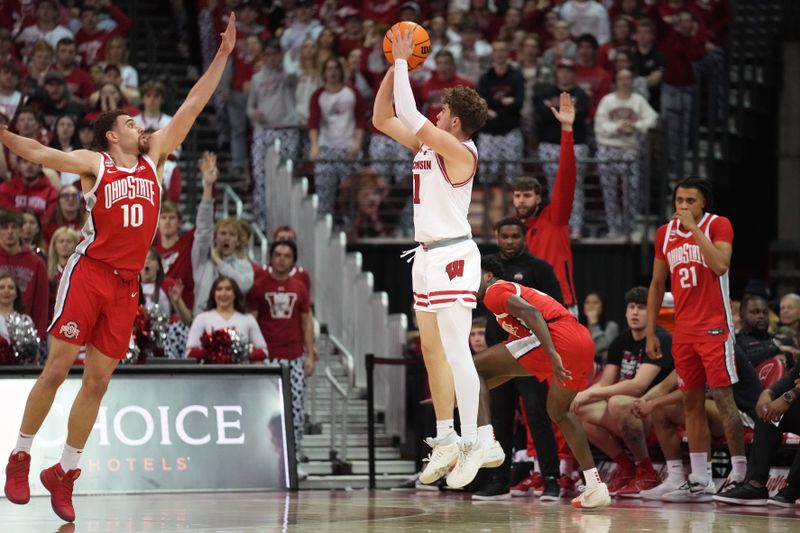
[198,151,219,186]
[391,27,414,63]
[549,91,575,129]
[219,13,237,56]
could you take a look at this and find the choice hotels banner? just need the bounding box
[0,367,296,495]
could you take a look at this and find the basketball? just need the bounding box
[383,21,431,71]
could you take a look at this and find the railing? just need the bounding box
[218,184,267,264]
[221,184,243,219]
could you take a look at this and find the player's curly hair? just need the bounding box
[441,86,488,137]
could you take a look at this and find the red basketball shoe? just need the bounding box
[4,451,31,504]
[40,464,81,522]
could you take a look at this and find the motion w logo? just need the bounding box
[445,260,465,280]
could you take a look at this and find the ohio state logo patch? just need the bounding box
[59,321,80,339]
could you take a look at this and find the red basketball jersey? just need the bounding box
[654,213,734,343]
[75,152,161,280]
[483,280,576,341]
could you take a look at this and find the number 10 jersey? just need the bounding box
[76,151,161,280]
[654,213,734,343]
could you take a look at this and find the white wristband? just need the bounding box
[393,59,427,133]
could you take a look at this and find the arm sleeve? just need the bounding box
[592,321,619,356]
[218,258,254,294]
[191,199,214,270]
[546,129,576,226]
[634,96,659,132]
[108,4,132,36]
[393,59,427,133]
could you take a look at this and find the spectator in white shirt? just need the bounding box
[15,0,74,53]
[559,0,611,46]
[594,68,658,237]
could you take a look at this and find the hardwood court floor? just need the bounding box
[2,490,799,533]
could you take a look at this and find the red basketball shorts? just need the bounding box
[673,334,738,390]
[48,254,139,359]
[504,322,594,391]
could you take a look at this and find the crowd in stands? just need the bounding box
[195,0,730,240]
[3,0,798,501]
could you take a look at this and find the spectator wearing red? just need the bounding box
[573,33,612,120]
[337,11,364,59]
[511,159,579,316]
[74,2,131,67]
[0,2,26,34]
[0,158,58,219]
[596,16,634,76]
[269,225,311,295]
[338,166,393,240]
[0,209,48,337]
[659,9,706,181]
[15,0,73,52]
[154,200,196,315]
[361,2,401,26]
[248,240,315,461]
[0,61,22,121]
[693,0,732,48]
[655,0,706,41]
[0,29,26,74]
[493,6,524,43]
[52,37,94,106]
[315,27,338,66]
[41,184,86,246]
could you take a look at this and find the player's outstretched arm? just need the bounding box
[149,14,237,161]
[372,68,420,152]
[0,125,99,176]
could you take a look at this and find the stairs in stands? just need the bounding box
[300,359,415,490]
[121,0,252,220]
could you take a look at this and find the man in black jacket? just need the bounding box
[472,217,564,500]
[714,361,800,506]
[736,294,793,368]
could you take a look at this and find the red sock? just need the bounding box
[636,457,654,471]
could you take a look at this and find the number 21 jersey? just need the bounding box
[654,213,734,343]
[75,151,161,280]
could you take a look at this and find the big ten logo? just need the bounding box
[445,260,465,281]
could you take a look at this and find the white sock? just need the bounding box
[59,445,83,472]
[477,424,494,445]
[437,305,480,445]
[666,460,685,484]
[583,467,601,489]
[13,432,34,454]
[560,458,573,476]
[731,455,747,480]
[689,452,708,485]
[533,457,540,473]
[460,423,478,444]
[435,419,455,441]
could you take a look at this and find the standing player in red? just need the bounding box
[2,15,238,523]
[473,256,611,508]
[645,178,745,502]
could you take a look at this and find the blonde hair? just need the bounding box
[47,227,80,280]
[213,218,248,258]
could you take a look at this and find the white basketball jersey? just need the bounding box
[412,140,478,242]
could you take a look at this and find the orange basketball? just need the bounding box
[383,21,431,71]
